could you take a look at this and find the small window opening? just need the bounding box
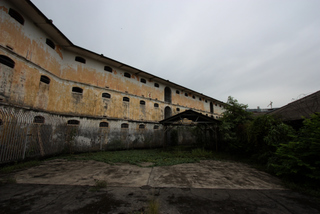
[121,123,129,128]
[192,95,195,99]
[33,116,45,124]
[185,93,188,97]
[154,103,159,108]
[123,97,130,102]
[0,55,15,68]
[139,124,145,129]
[0,119,2,126]
[9,8,24,25]
[46,38,55,49]
[124,72,131,78]
[99,122,109,127]
[104,66,112,72]
[153,125,159,130]
[72,87,83,94]
[40,75,50,84]
[205,100,208,103]
[140,100,146,105]
[199,98,202,101]
[140,78,146,84]
[176,108,180,112]
[102,93,111,98]
[176,90,180,94]
[215,104,217,106]
[75,56,86,64]
[154,83,159,88]
[67,120,80,125]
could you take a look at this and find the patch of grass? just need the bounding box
[0,160,41,174]
[147,198,159,214]
[60,148,218,167]
[0,177,17,185]
[89,179,108,192]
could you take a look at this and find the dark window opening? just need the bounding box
[104,66,112,72]
[140,78,146,83]
[154,103,159,108]
[46,38,55,49]
[102,93,111,98]
[210,102,214,113]
[121,123,129,128]
[192,95,195,99]
[176,90,180,94]
[9,8,24,25]
[185,93,188,97]
[67,120,80,125]
[139,124,145,129]
[164,106,172,119]
[199,98,202,101]
[140,100,145,105]
[0,55,15,68]
[154,83,159,88]
[164,87,172,103]
[72,87,83,94]
[0,119,2,126]
[40,75,50,84]
[123,97,130,102]
[153,125,159,130]
[75,56,86,64]
[176,108,180,112]
[205,100,208,103]
[33,116,45,124]
[124,72,131,78]
[215,104,217,106]
[99,122,109,127]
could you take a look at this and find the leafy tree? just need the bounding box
[220,96,252,152]
[271,113,320,181]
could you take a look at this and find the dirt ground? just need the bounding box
[1,159,319,214]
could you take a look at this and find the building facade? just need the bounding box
[0,0,225,158]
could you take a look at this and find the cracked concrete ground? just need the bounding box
[1,159,319,213]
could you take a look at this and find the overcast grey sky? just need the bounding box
[31,0,320,108]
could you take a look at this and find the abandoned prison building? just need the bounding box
[0,0,225,163]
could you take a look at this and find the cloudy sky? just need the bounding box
[31,0,320,109]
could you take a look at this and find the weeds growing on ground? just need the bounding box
[0,160,41,174]
[147,197,159,214]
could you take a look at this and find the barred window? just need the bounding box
[121,123,129,128]
[67,120,80,125]
[139,124,145,129]
[154,125,159,130]
[33,116,44,124]
[102,93,111,98]
[99,122,109,127]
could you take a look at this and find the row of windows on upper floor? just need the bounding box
[5,9,222,106]
[30,116,159,129]
[0,55,221,107]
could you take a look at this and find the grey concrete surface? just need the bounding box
[1,159,319,214]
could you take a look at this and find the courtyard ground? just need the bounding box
[1,159,319,213]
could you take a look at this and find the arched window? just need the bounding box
[185,93,188,97]
[46,38,55,49]
[40,75,50,84]
[164,106,172,119]
[33,116,45,124]
[154,103,159,108]
[176,90,180,94]
[121,123,129,128]
[153,125,159,130]
[9,8,24,25]
[102,93,111,98]
[140,100,145,105]
[139,124,145,129]
[104,66,112,72]
[124,72,131,78]
[99,122,109,127]
[140,78,146,84]
[72,87,83,94]
[0,55,15,68]
[164,87,171,103]
[123,97,130,102]
[67,120,80,125]
[154,83,159,88]
[75,56,86,64]
[176,108,180,112]
[210,102,214,113]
